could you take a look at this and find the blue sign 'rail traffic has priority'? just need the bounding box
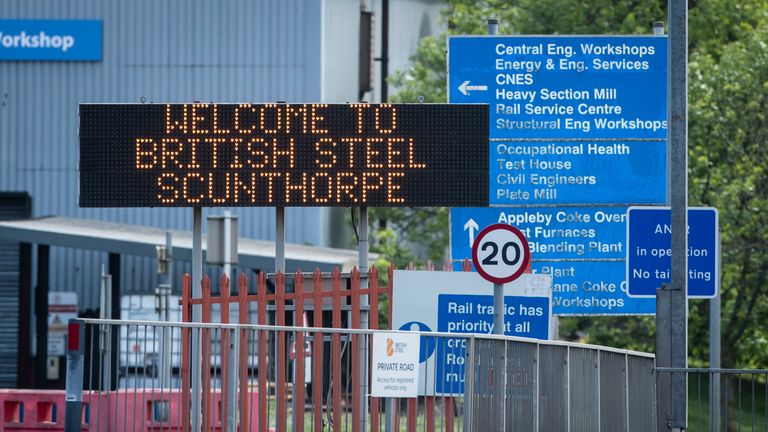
[626,207,719,298]
[392,270,552,395]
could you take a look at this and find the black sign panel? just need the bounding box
[79,104,489,208]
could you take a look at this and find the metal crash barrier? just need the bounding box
[463,336,656,431]
[63,317,656,432]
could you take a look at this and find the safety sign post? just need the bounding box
[471,224,531,334]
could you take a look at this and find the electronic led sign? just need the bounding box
[79,103,489,207]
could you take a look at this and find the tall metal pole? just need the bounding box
[276,207,285,272]
[161,232,172,391]
[222,211,237,431]
[359,207,370,431]
[191,207,203,432]
[653,19,673,432]
[493,283,504,335]
[164,231,172,316]
[659,1,689,429]
[486,18,505,336]
[223,210,232,281]
[709,233,721,432]
[99,266,111,392]
[275,206,285,430]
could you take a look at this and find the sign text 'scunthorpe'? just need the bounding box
[79,103,488,207]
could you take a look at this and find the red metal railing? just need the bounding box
[178,263,467,431]
[182,266,397,432]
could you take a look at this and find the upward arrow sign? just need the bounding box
[464,218,479,247]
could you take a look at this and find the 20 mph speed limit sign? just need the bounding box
[472,224,531,284]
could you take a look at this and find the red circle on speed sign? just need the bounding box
[471,224,531,284]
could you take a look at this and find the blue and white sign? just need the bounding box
[452,206,627,260]
[533,261,654,315]
[392,270,552,395]
[627,207,719,298]
[450,207,655,315]
[448,36,667,205]
[448,36,668,139]
[491,140,666,205]
[0,20,102,61]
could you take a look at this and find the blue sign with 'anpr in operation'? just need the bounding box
[627,207,719,298]
[448,36,667,205]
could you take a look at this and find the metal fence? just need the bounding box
[463,336,656,431]
[64,318,655,432]
[656,367,768,432]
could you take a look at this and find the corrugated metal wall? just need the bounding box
[0,0,338,309]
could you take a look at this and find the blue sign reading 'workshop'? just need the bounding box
[435,294,549,394]
[448,36,668,139]
[627,207,719,298]
[0,20,102,61]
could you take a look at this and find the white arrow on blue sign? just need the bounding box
[457,81,488,96]
[626,207,719,298]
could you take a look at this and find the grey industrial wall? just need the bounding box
[0,0,339,310]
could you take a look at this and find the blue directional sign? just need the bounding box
[627,207,719,298]
[448,36,667,205]
[448,36,668,139]
[534,261,654,315]
[450,207,656,315]
[490,140,666,205]
[452,206,626,260]
[0,20,102,61]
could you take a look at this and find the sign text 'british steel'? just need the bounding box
[79,103,488,207]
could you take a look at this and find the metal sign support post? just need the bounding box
[709,292,721,431]
[160,232,172,412]
[670,1,689,428]
[99,266,111,392]
[276,207,285,272]
[359,207,370,432]
[222,212,237,432]
[710,233,722,432]
[657,1,688,430]
[223,210,232,281]
[486,18,504,338]
[275,206,286,429]
[493,283,504,335]
[191,207,203,432]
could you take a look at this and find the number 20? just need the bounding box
[481,241,520,266]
